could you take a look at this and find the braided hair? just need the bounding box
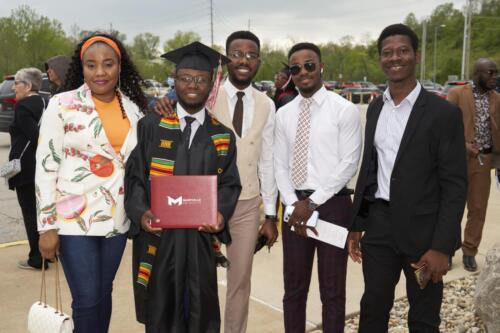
[63,32,148,113]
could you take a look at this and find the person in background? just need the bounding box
[45,55,70,95]
[36,33,147,333]
[9,67,46,270]
[274,42,362,333]
[447,58,499,272]
[273,64,298,109]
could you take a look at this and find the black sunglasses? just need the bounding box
[289,62,316,76]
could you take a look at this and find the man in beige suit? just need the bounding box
[212,31,278,333]
[448,58,499,271]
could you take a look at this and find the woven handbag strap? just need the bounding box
[15,97,46,160]
[39,258,47,305]
[55,258,64,314]
[38,257,65,314]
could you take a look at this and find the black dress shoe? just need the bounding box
[463,255,478,272]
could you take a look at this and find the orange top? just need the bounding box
[92,96,130,153]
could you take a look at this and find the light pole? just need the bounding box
[433,24,446,84]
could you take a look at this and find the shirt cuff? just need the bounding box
[38,225,59,234]
[309,188,331,206]
[281,191,299,207]
[263,203,277,215]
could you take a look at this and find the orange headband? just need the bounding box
[80,36,121,60]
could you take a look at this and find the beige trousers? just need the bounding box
[224,196,261,333]
[462,154,492,256]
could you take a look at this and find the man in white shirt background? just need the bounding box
[274,42,362,333]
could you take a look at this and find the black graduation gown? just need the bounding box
[125,112,241,333]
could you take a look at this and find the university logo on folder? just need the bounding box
[150,175,217,228]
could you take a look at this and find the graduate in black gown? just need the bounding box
[125,42,241,333]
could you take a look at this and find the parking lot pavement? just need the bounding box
[1,105,499,331]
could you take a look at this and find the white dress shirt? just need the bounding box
[374,82,421,200]
[176,104,205,148]
[223,79,277,215]
[274,86,362,206]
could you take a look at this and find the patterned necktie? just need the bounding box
[232,91,245,137]
[291,98,313,187]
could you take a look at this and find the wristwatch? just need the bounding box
[307,198,319,211]
[265,215,278,221]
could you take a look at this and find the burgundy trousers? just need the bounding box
[282,193,351,333]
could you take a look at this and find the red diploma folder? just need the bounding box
[150,175,217,229]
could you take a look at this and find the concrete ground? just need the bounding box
[1,104,498,332]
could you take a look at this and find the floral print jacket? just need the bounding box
[36,84,143,236]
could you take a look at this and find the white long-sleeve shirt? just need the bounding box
[274,86,362,206]
[223,80,277,214]
[374,83,421,201]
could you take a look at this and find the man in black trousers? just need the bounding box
[348,24,467,332]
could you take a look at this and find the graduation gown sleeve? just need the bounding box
[216,130,241,243]
[125,114,159,237]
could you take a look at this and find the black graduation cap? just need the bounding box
[161,41,230,72]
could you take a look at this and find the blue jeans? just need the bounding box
[59,234,127,333]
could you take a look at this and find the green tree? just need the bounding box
[163,31,201,52]
[0,5,73,77]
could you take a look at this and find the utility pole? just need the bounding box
[433,24,446,84]
[465,1,472,80]
[210,0,214,47]
[420,20,427,81]
[461,0,472,80]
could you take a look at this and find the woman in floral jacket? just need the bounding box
[36,33,147,333]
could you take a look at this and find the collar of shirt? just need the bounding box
[176,103,205,128]
[383,82,421,108]
[472,83,490,97]
[224,78,254,101]
[295,85,328,108]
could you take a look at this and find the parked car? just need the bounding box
[258,80,274,93]
[0,74,50,132]
[324,81,339,91]
[252,81,263,91]
[420,80,443,91]
[340,82,362,89]
[427,88,447,99]
[340,87,381,104]
[377,83,387,92]
[443,80,471,95]
[141,79,163,97]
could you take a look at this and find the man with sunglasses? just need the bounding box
[448,58,500,272]
[274,42,362,333]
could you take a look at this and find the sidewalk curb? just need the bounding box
[0,240,28,248]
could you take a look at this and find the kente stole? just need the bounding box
[137,112,228,288]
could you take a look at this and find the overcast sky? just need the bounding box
[1,0,467,49]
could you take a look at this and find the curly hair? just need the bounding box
[63,32,148,112]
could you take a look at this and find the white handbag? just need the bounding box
[27,259,74,333]
[0,143,28,179]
